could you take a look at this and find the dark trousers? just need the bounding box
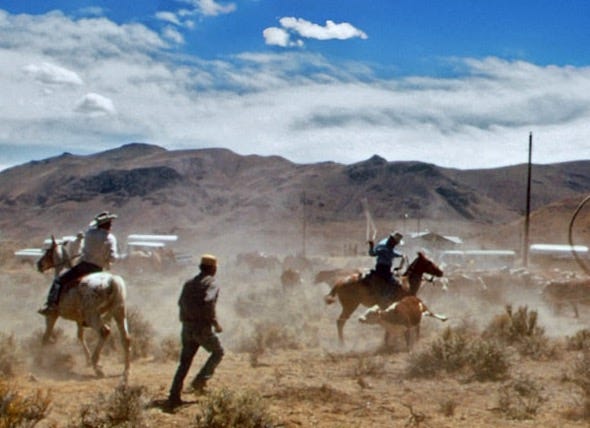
[169,322,224,401]
[373,264,400,298]
[46,261,101,306]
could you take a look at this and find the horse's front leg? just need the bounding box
[76,322,92,366]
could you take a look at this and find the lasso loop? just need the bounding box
[568,194,590,276]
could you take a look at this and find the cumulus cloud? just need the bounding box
[1,9,590,172]
[23,62,84,85]
[75,93,116,115]
[263,17,367,47]
[279,17,368,41]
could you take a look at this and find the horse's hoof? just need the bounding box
[94,366,105,378]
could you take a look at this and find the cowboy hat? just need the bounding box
[90,211,118,227]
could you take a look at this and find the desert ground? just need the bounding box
[1,235,590,428]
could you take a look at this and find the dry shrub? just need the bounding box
[194,387,277,428]
[406,327,471,378]
[0,379,51,427]
[567,329,590,351]
[563,350,590,421]
[483,305,556,360]
[68,384,149,428]
[0,333,23,378]
[236,321,301,366]
[406,326,510,381]
[496,375,545,420]
[153,334,180,362]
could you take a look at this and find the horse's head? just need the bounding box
[405,251,444,278]
[37,235,58,273]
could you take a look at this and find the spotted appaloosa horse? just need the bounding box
[324,251,444,343]
[37,243,131,380]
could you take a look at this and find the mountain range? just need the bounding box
[1,143,589,256]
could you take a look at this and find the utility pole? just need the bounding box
[301,191,307,257]
[523,132,533,267]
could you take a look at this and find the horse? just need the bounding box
[323,251,444,343]
[37,235,74,277]
[37,242,131,380]
[236,251,281,273]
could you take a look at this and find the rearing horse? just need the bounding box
[324,251,444,343]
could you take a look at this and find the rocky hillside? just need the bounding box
[0,143,589,253]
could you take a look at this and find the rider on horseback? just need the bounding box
[367,231,404,300]
[38,211,121,316]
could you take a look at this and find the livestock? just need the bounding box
[324,251,444,343]
[37,241,130,379]
[281,268,302,290]
[542,277,590,318]
[236,251,281,273]
[283,254,313,272]
[358,296,447,349]
[118,249,162,274]
[37,235,74,277]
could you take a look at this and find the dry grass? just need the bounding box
[0,333,23,378]
[67,384,150,428]
[194,387,278,428]
[0,379,52,427]
[496,375,546,420]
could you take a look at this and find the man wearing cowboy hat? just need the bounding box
[167,254,224,409]
[38,211,121,316]
[367,231,405,300]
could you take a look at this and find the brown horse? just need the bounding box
[324,251,444,343]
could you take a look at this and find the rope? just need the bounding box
[568,194,590,276]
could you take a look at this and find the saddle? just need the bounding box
[362,271,403,305]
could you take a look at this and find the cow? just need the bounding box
[280,268,302,290]
[542,277,590,318]
[358,296,447,350]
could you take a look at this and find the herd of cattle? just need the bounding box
[15,239,590,381]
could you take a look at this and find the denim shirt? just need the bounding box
[368,239,403,268]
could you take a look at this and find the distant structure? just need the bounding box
[406,231,462,256]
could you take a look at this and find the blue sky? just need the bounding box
[1,0,589,171]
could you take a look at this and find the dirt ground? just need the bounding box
[1,250,590,428]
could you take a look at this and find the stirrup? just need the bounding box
[38,305,57,316]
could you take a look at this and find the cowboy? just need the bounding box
[38,211,120,316]
[167,254,224,409]
[367,231,404,299]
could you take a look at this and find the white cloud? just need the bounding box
[1,9,590,172]
[155,11,182,26]
[278,17,367,41]
[184,0,236,17]
[162,26,185,44]
[23,62,84,85]
[75,93,116,115]
[263,27,301,47]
